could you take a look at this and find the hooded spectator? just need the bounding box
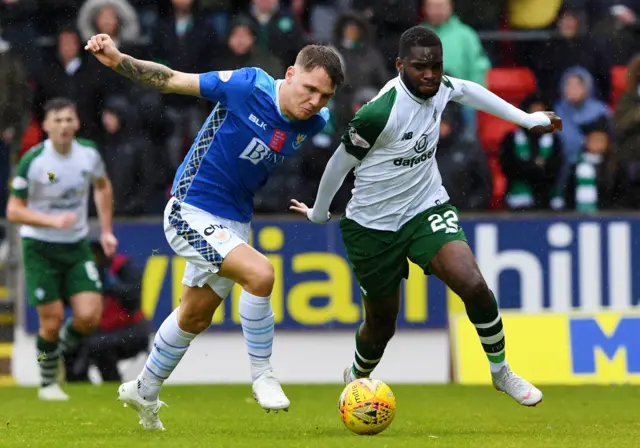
[532,5,612,103]
[554,66,611,198]
[97,96,169,216]
[77,0,140,46]
[330,12,389,93]
[214,16,284,78]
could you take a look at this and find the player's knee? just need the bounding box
[40,315,64,339]
[242,260,275,297]
[459,275,492,307]
[178,307,211,334]
[73,311,101,334]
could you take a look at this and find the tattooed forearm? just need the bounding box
[114,56,173,91]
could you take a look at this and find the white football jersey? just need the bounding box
[341,75,465,231]
[11,139,106,243]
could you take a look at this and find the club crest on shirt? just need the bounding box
[348,127,370,149]
[218,71,233,82]
[292,133,307,149]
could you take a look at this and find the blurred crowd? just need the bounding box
[1,0,640,218]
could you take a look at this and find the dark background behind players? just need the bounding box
[1,0,640,217]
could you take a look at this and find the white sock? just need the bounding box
[138,307,196,401]
[239,289,274,381]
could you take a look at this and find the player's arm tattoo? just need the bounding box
[114,56,173,91]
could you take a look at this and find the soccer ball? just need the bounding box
[338,378,396,435]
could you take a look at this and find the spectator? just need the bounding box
[247,0,307,67]
[0,0,38,71]
[32,28,105,140]
[96,96,169,216]
[592,1,640,65]
[501,93,564,210]
[36,0,83,37]
[554,67,611,205]
[199,0,232,38]
[422,0,490,140]
[214,17,284,78]
[564,117,616,212]
[309,0,340,43]
[77,0,140,47]
[65,240,150,383]
[531,5,612,103]
[330,12,389,94]
[615,54,640,154]
[612,54,640,207]
[78,0,147,95]
[437,102,492,211]
[151,0,220,169]
[0,35,30,214]
[0,35,31,138]
[351,0,419,73]
[422,0,490,87]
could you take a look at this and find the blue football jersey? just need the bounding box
[170,67,330,222]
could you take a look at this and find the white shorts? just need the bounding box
[163,197,250,298]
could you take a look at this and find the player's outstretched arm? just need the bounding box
[451,78,562,134]
[290,144,360,224]
[85,34,200,96]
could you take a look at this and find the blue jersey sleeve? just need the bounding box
[199,68,256,106]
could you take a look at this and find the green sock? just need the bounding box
[351,329,385,379]
[465,291,506,373]
[37,336,60,387]
[59,318,84,355]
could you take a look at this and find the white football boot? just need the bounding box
[117,380,166,430]
[492,364,543,406]
[252,370,290,413]
[38,383,69,401]
[343,366,359,384]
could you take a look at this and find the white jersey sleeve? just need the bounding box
[445,76,551,129]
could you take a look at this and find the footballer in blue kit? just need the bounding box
[86,33,344,430]
[172,67,331,222]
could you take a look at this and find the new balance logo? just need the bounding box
[249,114,267,130]
[402,132,413,141]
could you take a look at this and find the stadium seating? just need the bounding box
[611,65,628,106]
[478,67,537,208]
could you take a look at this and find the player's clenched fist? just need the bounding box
[53,212,77,230]
[84,34,123,68]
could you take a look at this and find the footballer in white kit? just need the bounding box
[7,98,117,401]
[291,26,562,407]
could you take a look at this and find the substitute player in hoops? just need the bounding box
[291,26,562,407]
[85,34,343,429]
[7,98,117,401]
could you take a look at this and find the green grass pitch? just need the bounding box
[1,384,639,447]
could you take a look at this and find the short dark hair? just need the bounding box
[399,26,442,59]
[295,44,345,89]
[43,97,77,117]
